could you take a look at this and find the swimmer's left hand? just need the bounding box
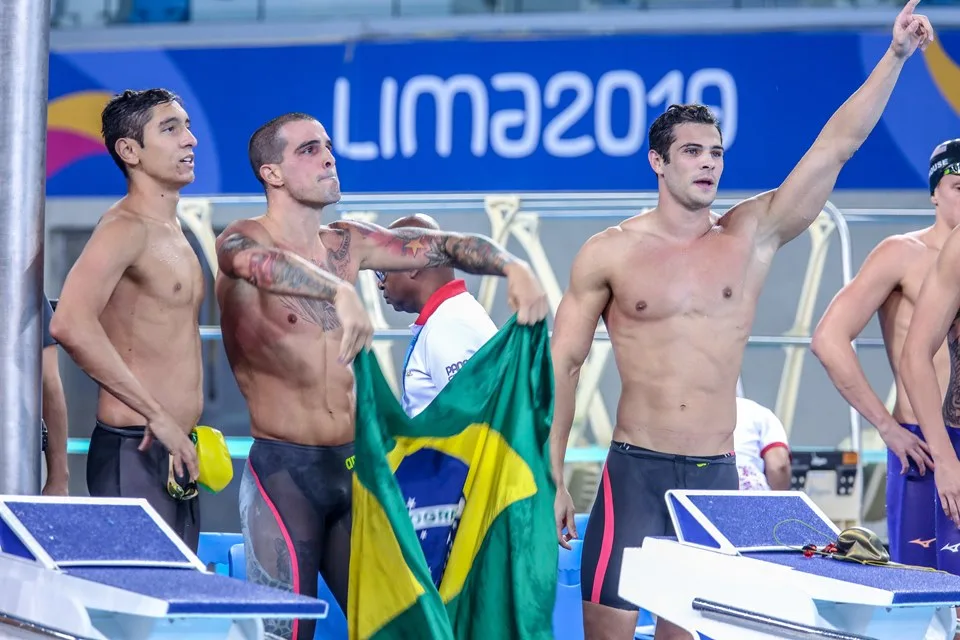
[504,262,548,325]
[42,478,69,497]
[890,0,935,58]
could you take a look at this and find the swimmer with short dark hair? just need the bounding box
[813,140,960,571]
[215,112,547,640]
[51,88,203,550]
[901,142,960,574]
[549,3,934,638]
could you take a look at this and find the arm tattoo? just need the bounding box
[944,320,960,427]
[218,233,259,267]
[354,222,515,275]
[247,251,341,302]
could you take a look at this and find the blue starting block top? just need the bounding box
[0,496,329,621]
[666,490,840,555]
[0,496,203,570]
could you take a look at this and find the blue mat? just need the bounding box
[5,501,189,565]
[683,493,835,550]
[747,552,960,605]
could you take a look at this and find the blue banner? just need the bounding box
[46,30,960,196]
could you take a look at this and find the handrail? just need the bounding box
[197,325,888,348]
[691,598,878,640]
[0,610,92,640]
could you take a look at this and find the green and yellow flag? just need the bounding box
[347,317,558,640]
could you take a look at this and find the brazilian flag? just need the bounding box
[347,317,558,640]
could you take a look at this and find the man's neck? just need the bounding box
[931,214,957,245]
[264,198,326,245]
[649,197,715,241]
[125,177,181,222]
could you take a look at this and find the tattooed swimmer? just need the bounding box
[814,140,960,572]
[213,112,547,640]
[901,141,960,576]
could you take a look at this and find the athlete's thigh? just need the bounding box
[580,447,671,611]
[240,452,323,640]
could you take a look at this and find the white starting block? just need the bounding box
[0,496,330,639]
[619,490,960,640]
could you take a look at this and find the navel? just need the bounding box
[173,282,182,293]
[287,314,298,324]
[722,287,732,299]
[635,300,647,312]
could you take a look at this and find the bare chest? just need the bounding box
[609,238,755,322]
[129,233,205,309]
[255,237,358,336]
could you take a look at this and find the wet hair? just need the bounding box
[101,88,183,176]
[248,112,317,188]
[648,104,721,163]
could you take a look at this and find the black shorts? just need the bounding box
[580,441,738,610]
[239,438,354,640]
[86,421,201,552]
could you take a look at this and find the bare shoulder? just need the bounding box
[216,216,272,248]
[713,193,771,235]
[571,225,624,271]
[580,222,635,257]
[318,223,352,252]
[866,232,930,269]
[88,205,149,255]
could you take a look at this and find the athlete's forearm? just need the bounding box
[818,47,905,160]
[436,232,519,276]
[549,360,581,487]
[51,316,165,422]
[814,338,897,432]
[902,351,956,463]
[245,248,348,301]
[220,234,346,301]
[41,348,69,483]
[368,225,519,276]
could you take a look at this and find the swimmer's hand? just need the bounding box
[879,421,934,476]
[555,487,578,550]
[140,412,200,482]
[335,283,374,364]
[504,262,548,325]
[890,0,934,58]
[935,457,960,528]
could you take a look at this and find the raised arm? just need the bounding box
[51,214,199,480]
[217,220,349,301]
[340,219,548,324]
[902,227,960,524]
[550,234,612,548]
[216,220,372,363]
[811,236,932,472]
[754,0,933,247]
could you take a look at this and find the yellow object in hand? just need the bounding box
[192,425,234,493]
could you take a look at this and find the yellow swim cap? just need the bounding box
[192,426,234,493]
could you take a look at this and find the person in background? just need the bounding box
[377,213,499,418]
[41,295,70,496]
[733,396,791,491]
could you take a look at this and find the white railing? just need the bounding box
[168,192,858,455]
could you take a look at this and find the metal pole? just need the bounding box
[0,0,51,495]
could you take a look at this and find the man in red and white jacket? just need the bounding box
[376,213,498,418]
[734,396,792,491]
